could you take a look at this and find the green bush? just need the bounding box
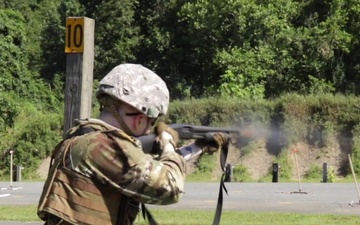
[170,94,360,180]
[305,165,323,179]
[3,93,360,180]
[232,164,251,182]
[0,99,62,179]
[327,166,336,183]
[275,151,293,180]
[195,154,215,174]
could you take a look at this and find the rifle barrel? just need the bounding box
[170,124,240,133]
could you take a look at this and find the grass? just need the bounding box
[0,205,39,221]
[1,205,360,225]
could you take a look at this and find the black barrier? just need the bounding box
[322,163,328,183]
[13,165,24,182]
[272,163,279,182]
[224,163,233,182]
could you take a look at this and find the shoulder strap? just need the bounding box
[66,126,95,139]
[49,126,95,170]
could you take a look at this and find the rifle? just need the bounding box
[137,124,241,154]
[137,124,242,225]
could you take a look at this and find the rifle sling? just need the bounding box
[141,143,229,225]
[141,203,158,225]
[212,142,229,225]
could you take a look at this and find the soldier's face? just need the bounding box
[119,104,155,137]
[130,114,155,136]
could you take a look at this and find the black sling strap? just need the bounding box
[142,142,230,225]
[141,203,158,225]
[212,142,229,225]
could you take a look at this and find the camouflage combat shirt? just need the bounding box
[66,118,186,205]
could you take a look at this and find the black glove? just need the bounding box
[153,122,179,152]
[194,132,229,153]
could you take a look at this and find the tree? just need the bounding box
[39,0,84,92]
[0,9,31,96]
[93,0,141,78]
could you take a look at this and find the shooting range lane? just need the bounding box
[146,182,360,215]
[0,182,43,205]
[0,193,11,198]
[0,182,359,216]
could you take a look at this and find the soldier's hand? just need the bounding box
[154,122,179,152]
[194,132,230,153]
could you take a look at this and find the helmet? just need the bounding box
[96,63,169,118]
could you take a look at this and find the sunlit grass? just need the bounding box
[1,205,360,225]
[0,205,39,221]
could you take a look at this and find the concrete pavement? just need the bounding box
[1,181,360,224]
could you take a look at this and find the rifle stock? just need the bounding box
[137,124,240,154]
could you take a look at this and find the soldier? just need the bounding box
[37,63,229,225]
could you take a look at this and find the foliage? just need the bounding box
[168,94,360,180]
[350,124,360,174]
[3,1,360,180]
[0,92,20,131]
[0,7,60,107]
[3,0,360,99]
[0,101,62,178]
[232,164,251,182]
[186,153,217,181]
[308,75,335,95]
[92,0,141,78]
[219,69,266,99]
[0,0,44,72]
[274,151,293,180]
[327,166,337,183]
[305,164,322,179]
[194,154,216,174]
[240,141,263,156]
[0,9,29,95]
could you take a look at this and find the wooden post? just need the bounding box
[294,150,302,192]
[64,17,95,136]
[291,148,307,194]
[348,154,360,204]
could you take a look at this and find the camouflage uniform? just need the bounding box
[38,64,186,225]
[38,119,186,225]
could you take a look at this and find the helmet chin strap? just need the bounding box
[109,104,135,136]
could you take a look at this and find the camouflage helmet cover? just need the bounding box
[96,63,170,118]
